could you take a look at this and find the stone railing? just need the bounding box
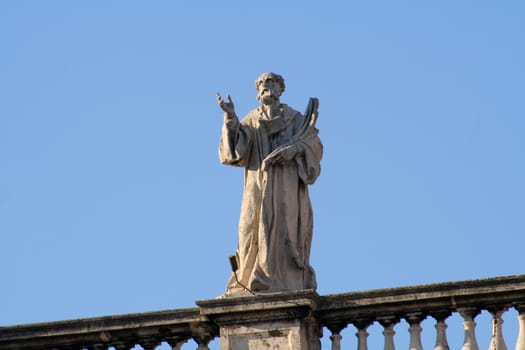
[318,274,525,350]
[1,275,524,350]
[0,308,218,350]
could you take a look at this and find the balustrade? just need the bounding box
[1,275,525,350]
[319,275,525,350]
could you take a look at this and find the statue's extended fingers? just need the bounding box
[227,94,233,104]
[216,92,222,102]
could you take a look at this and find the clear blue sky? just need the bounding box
[1,1,524,349]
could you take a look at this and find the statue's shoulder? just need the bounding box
[241,108,261,123]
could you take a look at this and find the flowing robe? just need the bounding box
[219,104,323,292]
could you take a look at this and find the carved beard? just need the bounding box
[258,88,280,105]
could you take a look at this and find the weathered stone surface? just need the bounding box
[197,290,319,325]
[197,290,321,350]
[220,320,312,350]
[0,308,209,350]
[217,72,322,294]
[318,275,525,325]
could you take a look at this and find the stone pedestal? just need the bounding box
[196,290,321,350]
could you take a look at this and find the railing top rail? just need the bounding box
[1,307,200,332]
[0,307,210,350]
[319,274,525,326]
[322,274,525,304]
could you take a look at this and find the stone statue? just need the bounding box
[217,72,323,294]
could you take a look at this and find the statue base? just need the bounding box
[197,290,321,350]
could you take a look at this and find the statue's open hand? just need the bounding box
[216,93,235,117]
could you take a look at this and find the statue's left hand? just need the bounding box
[262,144,298,169]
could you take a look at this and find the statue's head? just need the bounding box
[255,72,285,105]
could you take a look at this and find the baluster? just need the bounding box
[431,311,451,350]
[516,304,525,350]
[193,335,214,350]
[406,312,426,350]
[379,317,400,350]
[353,319,373,350]
[327,323,347,350]
[459,308,481,350]
[488,306,509,350]
[166,336,188,350]
[190,322,217,350]
[384,324,397,350]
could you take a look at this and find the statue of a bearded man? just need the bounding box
[217,72,323,294]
